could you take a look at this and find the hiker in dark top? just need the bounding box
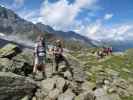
[52,40,69,72]
[108,47,113,55]
[103,47,113,56]
[33,35,46,77]
[102,47,107,56]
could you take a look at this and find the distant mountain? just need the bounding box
[107,40,133,52]
[0,5,46,40]
[92,38,133,52]
[0,5,96,48]
[35,22,96,46]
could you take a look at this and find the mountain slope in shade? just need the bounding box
[0,5,44,40]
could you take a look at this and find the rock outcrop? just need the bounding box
[0,43,33,76]
[0,72,37,100]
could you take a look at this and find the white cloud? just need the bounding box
[80,22,133,41]
[0,32,5,37]
[39,0,97,31]
[116,25,132,34]
[104,13,113,20]
[88,24,101,34]
[112,25,133,41]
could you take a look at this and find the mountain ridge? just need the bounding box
[0,5,96,48]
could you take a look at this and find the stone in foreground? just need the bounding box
[0,72,37,100]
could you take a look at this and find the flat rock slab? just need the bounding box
[0,43,21,58]
[0,72,37,100]
[58,89,75,100]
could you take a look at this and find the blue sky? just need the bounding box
[0,0,133,41]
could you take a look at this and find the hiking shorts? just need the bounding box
[54,54,65,63]
[35,56,46,65]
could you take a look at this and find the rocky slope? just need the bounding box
[70,48,133,100]
[0,41,91,100]
[0,39,133,100]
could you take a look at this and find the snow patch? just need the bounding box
[0,33,6,37]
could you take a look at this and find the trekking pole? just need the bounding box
[32,52,36,78]
[52,55,54,74]
[33,53,35,72]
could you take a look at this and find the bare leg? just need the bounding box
[33,57,38,74]
[33,64,37,73]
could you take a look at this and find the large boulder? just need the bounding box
[0,43,21,58]
[58,89,75,100]
[34,72,44,81]
[0,72,37,100]
[0,57,31,76]
[12,49,33,66]
[63,70,73,80]
[35,89,47,100]
[58,64,68,72]
[0,58,13,72]
[12,49,33,76]
[55,76,67,92]
[81,81,96,92]
[75,91,95,100]
[41,78,56,93]
[0,44,32,76]
[68,81,82,95]
[94,88,121,100]
[48,88,60,100]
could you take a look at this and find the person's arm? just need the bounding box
[34,43,38,56]
[59,47,63,54]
